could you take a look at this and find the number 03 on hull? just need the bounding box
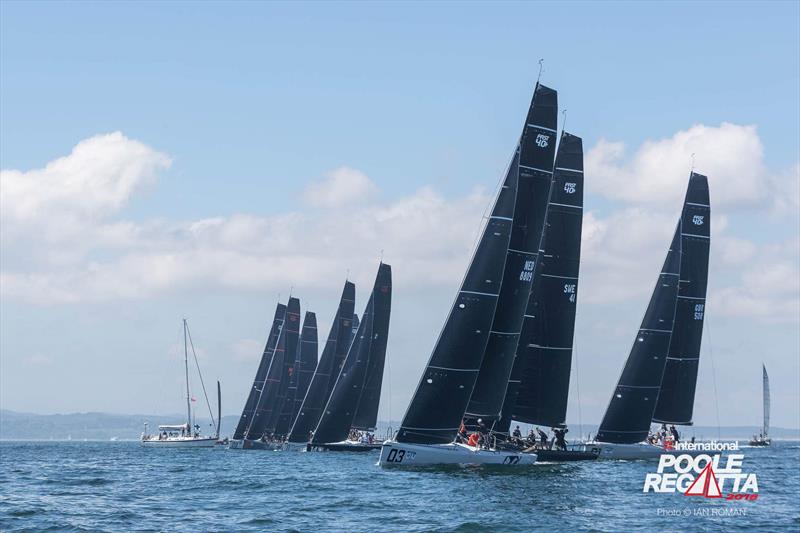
[379,440,537,466]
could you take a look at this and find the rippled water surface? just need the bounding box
[1,441,798,531]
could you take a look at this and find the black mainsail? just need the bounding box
[292,311,318,422]
[465,83,558,424]
[652,173,710,425]
[498,132,584,432]
[232,303,286,441]
[312,263,392,444]
[352,265,393,431]
[395,150,518,445]
[287,281,356,443]
[271,297,302,436]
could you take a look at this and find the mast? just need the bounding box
[763,364,770,438]
[216,380,222,438]
[465,83,558,426]
[497,131,584,433]
[652,173,710,425]
[184,319,191,430]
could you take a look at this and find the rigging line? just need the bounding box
[561,109,567,137]
[573,330,583,442]
[704,302,722,441]
[186,322,216,431]
[537,58,544,83]
[691,153,696,174]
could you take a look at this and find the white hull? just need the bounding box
[141,437,216,448]
[379,440,537,466]
[582,441,704,460]
[282,441,310,452]
[227,439,283,450]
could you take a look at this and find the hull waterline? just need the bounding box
[141,437,217,448]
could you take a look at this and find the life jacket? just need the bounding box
[467,433,480,447]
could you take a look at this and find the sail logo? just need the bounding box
[519,260,535,282]
[535,133,549,148]
[692,215,705,225]
[564,283,576,303]
[693,303,705,320]
[564,182,576,194]
[643,454,758,501]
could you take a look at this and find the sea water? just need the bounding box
[1,440,798,531]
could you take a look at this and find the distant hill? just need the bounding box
[1,410,797,441]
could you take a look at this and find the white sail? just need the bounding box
[763,364,770,438]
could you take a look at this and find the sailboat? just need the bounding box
[749,364,771,446]
[285,281,356,450]
[379,82,558,466]
[141,319,220,448]
[587,172,710,460]
[229,303,286,449]
[242,297,300,449]
[310,263,392,452]
[493,132,597,461]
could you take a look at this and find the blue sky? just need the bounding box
[1,1,798,431]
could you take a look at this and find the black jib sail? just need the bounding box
[596,226,683,444]
[465,83,558,424]
[652,173,710,425]
[395,151,518,445]
[292,311,318,423]
[232,303,286,441]
[271,297,302,437]
[313,263,392,444]
[287,281,356,443]
[246,304,291,439]
[498,132,584,432]
[352,265,393,431]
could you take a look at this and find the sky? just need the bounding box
[1,1,799,432]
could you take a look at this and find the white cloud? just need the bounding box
[585,123,794,213]
[0,135,490,304]
[302,166,378,208]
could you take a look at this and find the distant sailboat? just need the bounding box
[588,173,710,460]
[141,319,218,448]
[749,365,771,446]
[379,83,558,466]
